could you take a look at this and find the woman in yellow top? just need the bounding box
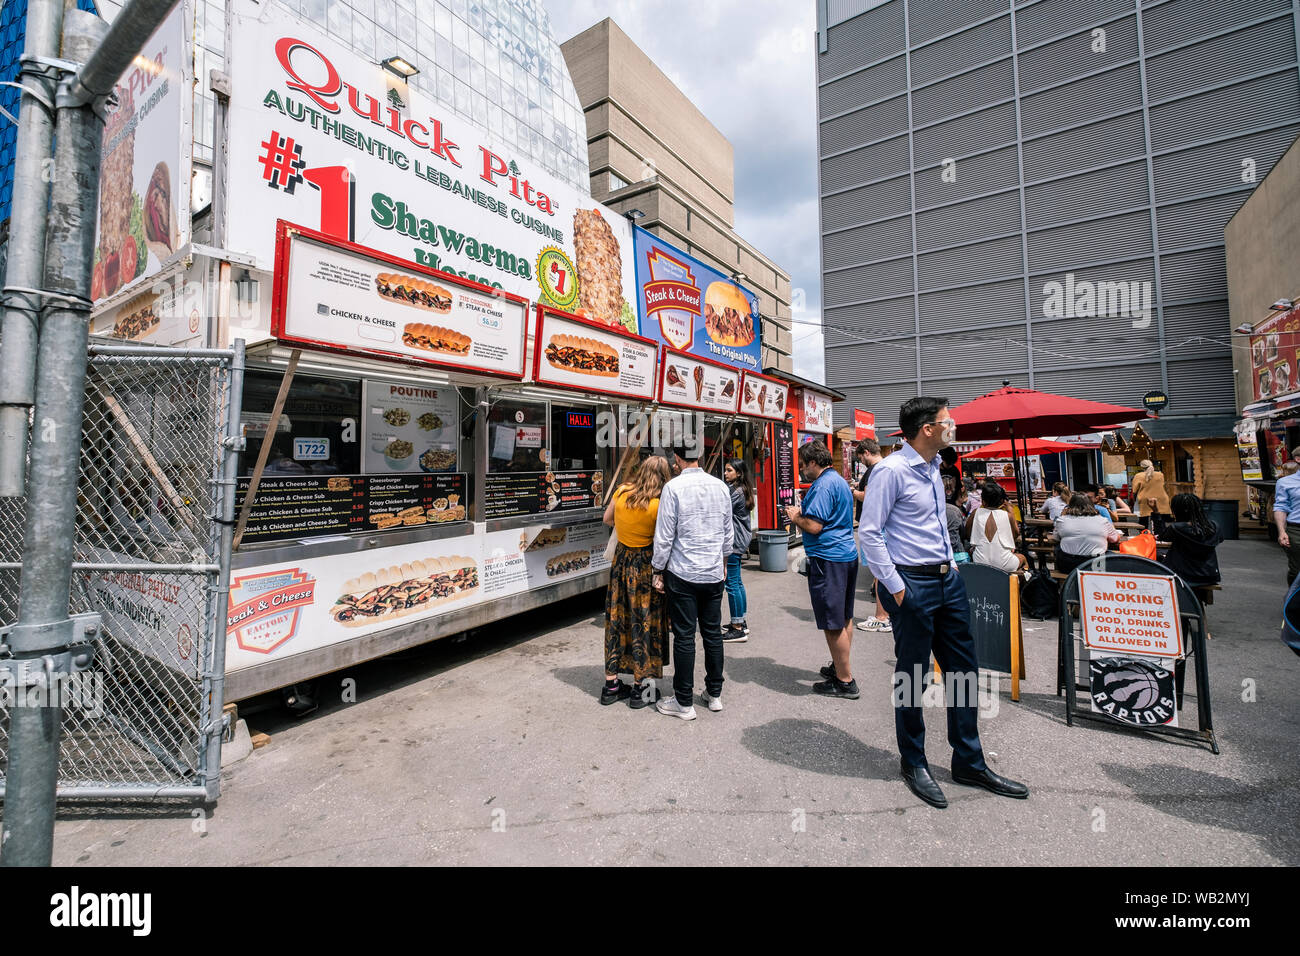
[1131,459,1171,520]
[600,456,672,707]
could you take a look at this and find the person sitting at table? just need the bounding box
[946,485,971,561]
[1101,484,1132,516]
[1052,494,1122,576]
[1083,483,1114,522]
[1151,493,1222,588]
[965,480,1028,576]
[1037,481,1071,521]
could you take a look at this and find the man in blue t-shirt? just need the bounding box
[785,439,860,699]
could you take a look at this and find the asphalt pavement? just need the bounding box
[41,538,1300,865]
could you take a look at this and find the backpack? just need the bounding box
[1021,568,1058,620]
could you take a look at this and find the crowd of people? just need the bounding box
[596,397,1234,809]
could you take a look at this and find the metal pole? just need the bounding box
[2,8,108,868]
[200,339,244,801]
[0,0,67,496]
[3,0,180,867]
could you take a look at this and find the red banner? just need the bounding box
[854,409,876,440]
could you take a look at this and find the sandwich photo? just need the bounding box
[720,379,735,399]
[693,364,704,402]
[112,294,160,340]
[327,477,352,492]
[143,161,176,262]
[757,385,768,410]
[744,381,756,405]
[523,527,568,552]
[703,281,756,346]
[545,550,591,577]
[545,334,620,377]
[331,556,479,626]
[376,273,453,313]
[402,323,471,356]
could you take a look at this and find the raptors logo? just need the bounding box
[1089,656,1179,727]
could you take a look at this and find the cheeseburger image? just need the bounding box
[545,334,619,377]
[331,556,479,626]
[703,281,756,346]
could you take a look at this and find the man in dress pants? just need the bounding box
[857,397,1030,809]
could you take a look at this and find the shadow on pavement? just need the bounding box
[1101,761,1300,865]
[723,655,824,696]
[741,717,896,780]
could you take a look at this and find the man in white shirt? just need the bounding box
[652,446,734,719]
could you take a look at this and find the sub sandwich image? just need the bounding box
[693,364,704,402]
[703,281,756,346]
[112,294,160,340]
[545,334,620,377]
[402,323,471,355]
[376,272,453,313]
[523,527,568,552]
[545,550,591,577]
[331,555,479,626]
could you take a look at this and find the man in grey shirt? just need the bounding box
[652,445,733,720]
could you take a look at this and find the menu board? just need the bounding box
[774,423,796,530]
[484,470,603,519]
[363,380,460,475]
[740,371,789,420]
[236,473,467,544]
[532,306,658,401]
[1235,418,1263,481]
[657,348,741,413]
[273,226,528,379]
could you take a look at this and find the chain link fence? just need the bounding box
[0,341,242,799]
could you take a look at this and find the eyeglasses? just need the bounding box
[923,418,956,429]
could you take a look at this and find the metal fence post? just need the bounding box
[3,0,182,866]
[0,0,66,496]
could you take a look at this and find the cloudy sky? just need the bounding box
[545,0,826,383]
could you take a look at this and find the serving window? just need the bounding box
[483,394,610,520]
[234,368,471,547]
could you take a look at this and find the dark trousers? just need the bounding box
[664,570,725,706]
[1287,524,1300,585]
[877,569,986,773]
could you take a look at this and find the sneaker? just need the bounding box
[818,660,841,680]
[722,622,749,643]
[600,681,631,706]
[856,618,891,632]
[812,676,860,699]
[655,696,697,720]
[628,681,657,710]
[701,691,723,712]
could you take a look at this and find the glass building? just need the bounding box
[816,0,1300,433]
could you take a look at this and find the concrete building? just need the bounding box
[816,0,1300,434]
[561,18,795,373]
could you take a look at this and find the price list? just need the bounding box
[235,473,467,543]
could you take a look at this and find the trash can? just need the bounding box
[1203,500,1239,541]
[756,529,790,572]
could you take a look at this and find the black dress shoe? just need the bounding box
[951,766,1029,799]
[901,763,947,809]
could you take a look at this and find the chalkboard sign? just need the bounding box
[958,563,1025,698]
[774,423,795,530]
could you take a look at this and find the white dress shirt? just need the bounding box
[652,467,733,583]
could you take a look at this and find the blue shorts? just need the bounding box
[806,556,859,630]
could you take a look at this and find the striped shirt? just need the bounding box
[652,467,733,583]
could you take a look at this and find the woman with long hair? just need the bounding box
[1131,459,1171,519]
[601,455,673,707]
[965,480,1028,575]
[1152,493,1223,587]
[723,458,755,641]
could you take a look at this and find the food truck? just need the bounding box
[82,0,781,701]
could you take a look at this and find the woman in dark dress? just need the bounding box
[723,459,755,640]
[1152,493,1223,587]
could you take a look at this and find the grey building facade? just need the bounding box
[816,0,1300,433]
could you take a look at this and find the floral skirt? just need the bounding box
[604,542,668,681]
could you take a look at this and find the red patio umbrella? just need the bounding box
[957,437,1090,460]
[950,384,1146,528]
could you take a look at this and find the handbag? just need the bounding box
[1117,530,1157,560]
